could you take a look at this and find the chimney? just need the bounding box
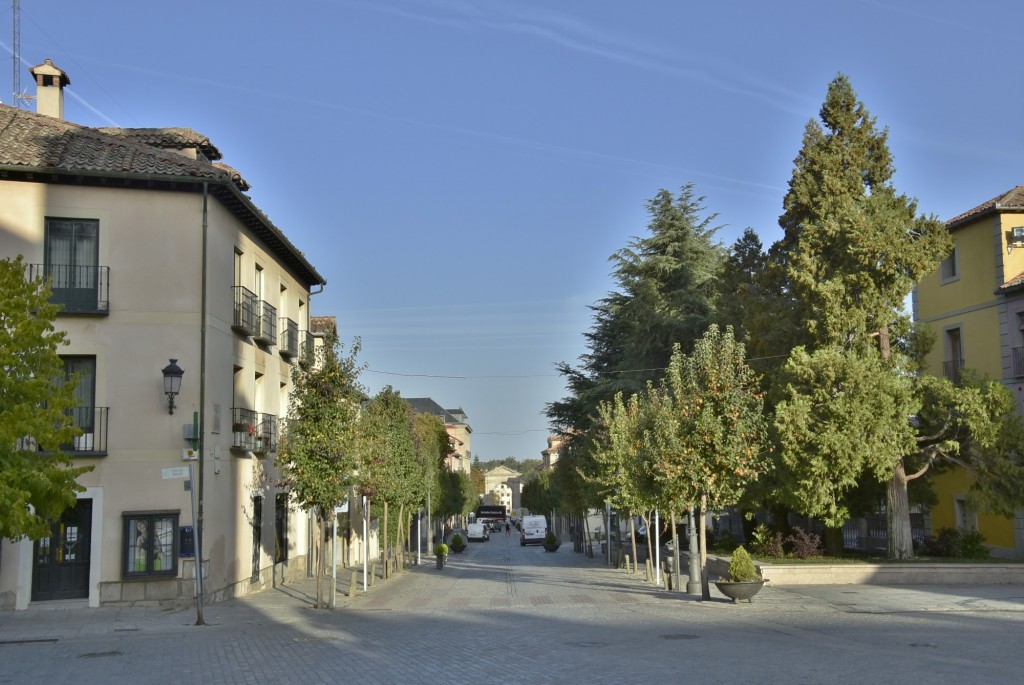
[29,58,70,119]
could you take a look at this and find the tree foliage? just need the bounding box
[0,256,93,541]
[275,333,364,606]
[547,184,726,513]
[276,334,365,517]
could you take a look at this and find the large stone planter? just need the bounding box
[543,542,561,552]
[714,580,766,603]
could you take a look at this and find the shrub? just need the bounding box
[545,531,558,544]
[785,527,823,559]
[711,530,739,553]
[921,527,990,559]
[727,546,761,582]
[450,533,464,547]
[434,543,448,556]
[959,530,991,560]
[750,523,784,558]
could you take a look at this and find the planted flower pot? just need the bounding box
[714,579,766,603]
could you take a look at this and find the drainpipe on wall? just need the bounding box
[193,182,210,625]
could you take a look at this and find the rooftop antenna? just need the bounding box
[11,0,31,107]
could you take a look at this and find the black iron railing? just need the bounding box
[231,408,277,453]
[232,286,259,335]
[1013,347,1024,378]
[279,318,299,358]
[27,263,110,314]
[255,300,277,346]
[943,359,964,384]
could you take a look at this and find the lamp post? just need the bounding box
[161,359,184,414]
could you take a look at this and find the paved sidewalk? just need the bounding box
[3,550,1024,645]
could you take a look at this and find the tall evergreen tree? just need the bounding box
[547,184,726,494]
[762,74,954,557]
[0,256,93,541]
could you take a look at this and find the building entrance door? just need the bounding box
[32,499,92,601]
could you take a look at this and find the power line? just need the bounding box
[364,352,790,381]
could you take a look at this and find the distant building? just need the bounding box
[404,398,472,474]
[483,466,522,512]
[542,434,565,470]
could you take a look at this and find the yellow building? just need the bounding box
[914,186,1024,557]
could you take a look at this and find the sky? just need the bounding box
[4,1,1022,462]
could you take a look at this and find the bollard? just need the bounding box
[350,570,358,596]
[645,558,653,582]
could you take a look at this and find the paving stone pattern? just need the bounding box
[2,531,1023,684]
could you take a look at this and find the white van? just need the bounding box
[467,522,489,542]
[520,515,547,546]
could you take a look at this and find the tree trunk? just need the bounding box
[396,504,405,571]
[887,457,915,559]
[822,526,844,556]
[670,511,680,592]
[382,501,390,579]
[314,512,324,608]
[699,496,710,600]
[629,515,638,572]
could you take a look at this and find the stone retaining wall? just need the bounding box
[706,555,1024,585]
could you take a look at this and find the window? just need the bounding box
[62,355,95,435]
[944,327,963,384]
[275,493,289,563]
[45,218,102,311]
[123,512,178,578]
[939,244,959,283]
[954,498,976,531]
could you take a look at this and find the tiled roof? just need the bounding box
[310,316,337,335]
[947,186,1024,228]
[1000,271,1024,294]
[405,398,460,423]
[0,105,233,184]
[0,103,324,287]
[94,127,224,161]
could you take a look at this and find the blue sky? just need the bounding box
[5,1,1022,462]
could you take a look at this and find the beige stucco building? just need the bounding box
[404,398,473,475]
[482,466,521,513]
[0,60,326,609]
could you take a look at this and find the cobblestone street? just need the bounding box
[3,531,1023,684]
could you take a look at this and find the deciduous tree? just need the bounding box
[0,256,92,541]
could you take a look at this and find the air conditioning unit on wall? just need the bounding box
[1010,227,1024,253]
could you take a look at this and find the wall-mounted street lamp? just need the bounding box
[161,359,184,415]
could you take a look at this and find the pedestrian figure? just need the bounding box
[505,522,510,535]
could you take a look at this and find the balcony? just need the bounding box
[254,300,278,347]
[232,286,259,336]
[1013,347,1024,378]
[27,263,110,314]
[17,406,109,455]
[231,408,278,454]
[65,406,109,455]
[943,359,964,385]
[279,317,299,359]
[298,329,316,362]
